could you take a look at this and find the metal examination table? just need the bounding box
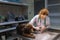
[18,31,60,40]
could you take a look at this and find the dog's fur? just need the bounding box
[16,24,33,35]
[16,24,26,35]
[16,23,35,38]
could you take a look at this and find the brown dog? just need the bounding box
[16,23,35,38]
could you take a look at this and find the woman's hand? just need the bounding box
[34,27,40,31]
[40,26,47,33]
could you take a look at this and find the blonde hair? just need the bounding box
[38,8,49,17]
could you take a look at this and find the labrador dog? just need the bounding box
[16,23,35,38]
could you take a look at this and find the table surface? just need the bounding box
[19,31,60,40]
[33,32,59,40]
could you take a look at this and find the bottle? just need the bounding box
[18,15,25,21]
[0,15,5,23]
[7,11,15,21]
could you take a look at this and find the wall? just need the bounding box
[20,0,34,20]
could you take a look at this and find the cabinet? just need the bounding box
[0,1,29,40]
[45,0,60,30]
[0,1,28,29]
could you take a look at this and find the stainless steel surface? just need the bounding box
[0,20,29,25]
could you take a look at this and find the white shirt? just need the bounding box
[29,15,50,28]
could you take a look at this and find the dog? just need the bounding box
[16,23,35,38]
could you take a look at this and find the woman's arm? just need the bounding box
[29,15,40,30]
[40,17,50,33]
[29,15,36,28]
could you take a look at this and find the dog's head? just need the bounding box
[16,23,35,38]
[24,24,34,34]
[16,23,34,35]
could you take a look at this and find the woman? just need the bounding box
[29,8,50,33]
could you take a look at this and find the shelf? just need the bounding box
[0,1,28,6]
[0,1,29,33]
[49,13,60,17]
[0,20,29,33]
[0,27,16,33]
[48,3,60,6]
[0,20,29,26]
[47,0,60,30]
[48,0,60,5]
[50,17,60,20]
[50,19,60,22]
[50,26,60,30]
[48,5,60,13]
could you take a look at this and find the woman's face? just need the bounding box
[40,14,47,19]
[39,8,48,19]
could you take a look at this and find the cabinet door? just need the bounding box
[48,0,60,29]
